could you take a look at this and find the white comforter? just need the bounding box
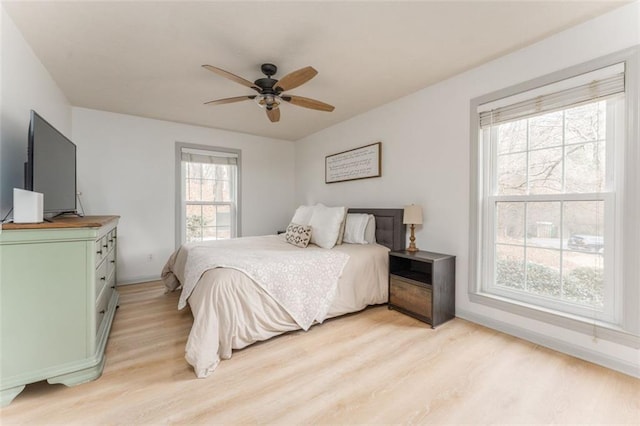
[162,234,389,378]
[166,236,350,329]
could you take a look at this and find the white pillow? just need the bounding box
[364,214,376,244]
[335,209,349,245]
[309,205,346,249]
[291,205,316,226]
[343,213,370,244]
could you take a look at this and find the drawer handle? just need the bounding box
[103,244,108,248]
[109,239,114,243]
[110,260,115,264]
[100,276,106,281]
[97,250,103,255]
[99,310,106,315]
[110,285,116,289]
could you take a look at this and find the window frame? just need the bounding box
[468,47,640,347]
[482,100,619,323]
[175,142,242,248]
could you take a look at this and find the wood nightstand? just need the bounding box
[388,250,455,328]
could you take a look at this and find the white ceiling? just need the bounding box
[3,1,626,141]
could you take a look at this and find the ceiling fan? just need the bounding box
[202,63,335,123]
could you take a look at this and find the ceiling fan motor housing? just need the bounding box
[254,78,278,92]
[260,63,278,77]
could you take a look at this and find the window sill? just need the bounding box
[469,291,639,349]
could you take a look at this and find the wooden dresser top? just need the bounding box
[2,215,120,230]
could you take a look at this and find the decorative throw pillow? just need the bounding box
[309,205,347,249]
[284,223,312,248]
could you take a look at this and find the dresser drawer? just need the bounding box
[107,271,116,294]
[95,237,106,263]
[107,230,115,251]
[95,283,113,332]
[95,259,108,298]
[389,275,432,320]
[100,237,109,257]
[106,248,116,278]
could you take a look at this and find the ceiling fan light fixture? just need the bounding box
[254,94,281,109]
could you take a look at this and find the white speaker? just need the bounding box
[13,188,44,224]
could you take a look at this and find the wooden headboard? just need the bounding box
[348,208,405,252]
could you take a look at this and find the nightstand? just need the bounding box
[388,250,455,328]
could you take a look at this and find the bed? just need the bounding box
[162,208,405,378]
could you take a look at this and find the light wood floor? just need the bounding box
[1,281,638,424]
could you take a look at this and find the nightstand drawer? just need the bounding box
[389,276,432,320]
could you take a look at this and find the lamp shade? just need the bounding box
[403,204,423,225]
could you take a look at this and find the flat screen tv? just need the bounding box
[25,110,77,217]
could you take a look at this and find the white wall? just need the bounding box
[72,108,295,284]
[0,6,72,219]
[294,2,640,375]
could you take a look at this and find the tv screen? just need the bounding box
[25,110,77,216]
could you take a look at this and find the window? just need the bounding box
[176,144,240,245]
[470,49,640,339]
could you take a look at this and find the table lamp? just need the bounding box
[403,204,423,252]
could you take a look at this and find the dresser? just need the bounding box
[0,216,119,407]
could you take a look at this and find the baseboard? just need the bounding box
[117,275,161,286]
[456,308,640,379]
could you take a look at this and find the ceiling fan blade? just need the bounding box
[204,95,256,106]
[274,66,318,92]
[282,95,335,112]
[202,65,261,92]
[266,108,280,123]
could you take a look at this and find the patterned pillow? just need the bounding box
[284,222,312,248]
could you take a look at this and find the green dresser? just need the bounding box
[0,216,119,407]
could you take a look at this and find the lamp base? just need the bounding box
[406,224,419,253]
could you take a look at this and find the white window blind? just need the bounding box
[181,148,238,165]
[478,63,625,127]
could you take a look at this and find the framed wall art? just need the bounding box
[325,142,381,184]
